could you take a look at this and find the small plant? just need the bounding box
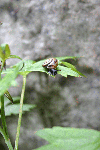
[0,44,99,150]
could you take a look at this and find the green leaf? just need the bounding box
[8,55,22,60]
[21,59,43,72]
[4,104,36,116]
[35,127,100,150]
[10,80,18,87]
[0,46,4,60]
[0,43,11,60]
[12,96,21,102]
[18,60,36,76]
[56,56,81,61]
[2,60,35,75]
[61,61,86,77]
[20,58,85,77]
[57,66,81,77]
[20,59,56,77]
[2,57,85,78]
[0,96,21,108]
[2,68,16,74]
[0,60,24,96]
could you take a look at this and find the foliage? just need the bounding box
[34,127,100,150]
[0,43,99,150]
[19,56,86,77]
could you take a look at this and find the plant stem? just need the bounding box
[14,76,26,150]
[0,94,9,137]
[0,127,13,150]
[0,69,9,137]
[0,68,13,150]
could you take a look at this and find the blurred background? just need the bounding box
[0,0,100,149]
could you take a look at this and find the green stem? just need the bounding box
[0,94,9,137]
[0,69,13,149]
[14,76,26,150]
[0,127,13,150]
[0,69,9,137]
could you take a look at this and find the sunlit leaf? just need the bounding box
[0,43,11,59]
[56,56,81,61]
[0,46,4,60]
[61,61,86,77]
[0,60,24,96]
[1,57,85,78]
[4,104,36,116]
[0,96,20,108]
[8,55,22,60]
[57,66,81,77]
[35,127,100,150]
[20,59,83,77]
[18,60,36,76]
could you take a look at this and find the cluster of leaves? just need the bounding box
[0,44,100,150]
[0,44,86,98]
